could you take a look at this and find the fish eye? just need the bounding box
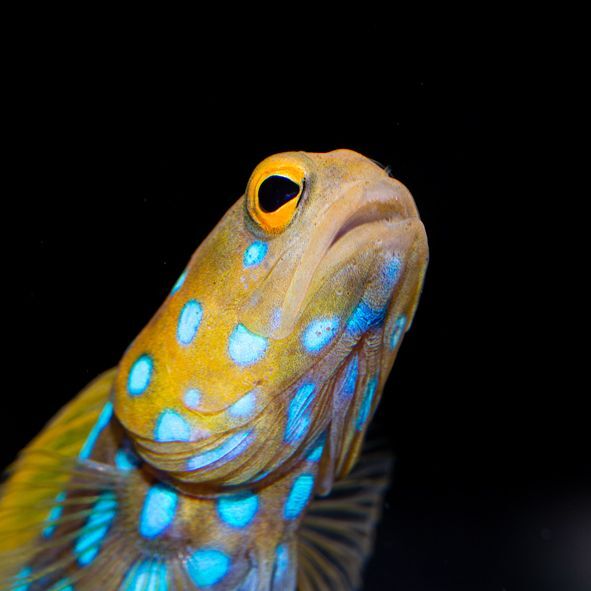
[246,158,306,233]
[258,176,301,213]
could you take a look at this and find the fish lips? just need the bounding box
[239,176,428,339]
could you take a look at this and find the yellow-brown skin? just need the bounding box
[0,150,428,590]
[114,150,427,491]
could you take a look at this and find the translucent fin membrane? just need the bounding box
[297,439,392,591]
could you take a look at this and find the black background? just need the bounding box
[2,23,586,591]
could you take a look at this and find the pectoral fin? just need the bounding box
[297,438,392,591]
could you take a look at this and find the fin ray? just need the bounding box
[297,437,392,591]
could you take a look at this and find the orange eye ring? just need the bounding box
[246,157,306,234]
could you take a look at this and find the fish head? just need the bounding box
[113,150,428,491]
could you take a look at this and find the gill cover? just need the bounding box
[113,150,428,493]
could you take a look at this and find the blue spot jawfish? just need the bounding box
[1,151,428,591]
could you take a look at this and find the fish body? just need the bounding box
[0,150,428,590]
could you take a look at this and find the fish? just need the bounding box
[0,149,428,590]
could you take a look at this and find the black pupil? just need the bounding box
[258,175,301,213]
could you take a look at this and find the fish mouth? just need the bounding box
[241,174,427,339]
[316,181,427,291]
[328,177,419,249]
[329,201,403,250]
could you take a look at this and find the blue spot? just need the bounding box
[171,269,187,294]
[217,491,258,528]
[243,241,268,268]
[357,376,378,430]
[284,383,316,444]
[74,491,117,566]
[346,300,385,336]
[284,473,315,520]
[301,317,340,353]
[139,483,179,538]
[288,414,311,444]
[186,430,251,471]
[128,355,153,396]
[228,391,256,419]
[271,307,282,331]
[339,355,359,401]
[43,491,66,537]
[186,549,230,587]
[228,324,268,366]
[13,567,32,591]
[183,388,202,409]
[79,401,114,460]
[114,446,141,471]
[382,256,402,289]
[120,559,168,591]
[177,300,203,345]
[273,543,290,584]
[306,433,326,463]
[252,469,270,483]
[390,315,406,350]
[154,410,191,442]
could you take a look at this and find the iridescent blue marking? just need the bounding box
[171,269,187,294]
[382,256,402,289]
[289,414,311,444]
[177,300,203,345]
[273,543,290,584]
[79,401,113,460]
[346,300,385,336]
[252,469,270,483]
[139,483,178,539]
[13,566,32,591]
[183,388,202,409]
[301,316,340,353]
[42,491,66,537]
[243,241,268,268]
[307,433,326,463]
[284,473,315,520]
[228,390,256,419]
[120,559,168,591]
[49,579,74,591]
[217,491,259,528]
[271,307,282,331]
[186,430,251,471]
[339,355,359,401]
[114,446,141,471]
[74,491,117,566]
[390,315,407,350]
[284,383,316,444]
[357,376,378,430]
[186,549,230,587]
[154,409,191,442]
[127,355,153,396]
[228,324,268,366]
